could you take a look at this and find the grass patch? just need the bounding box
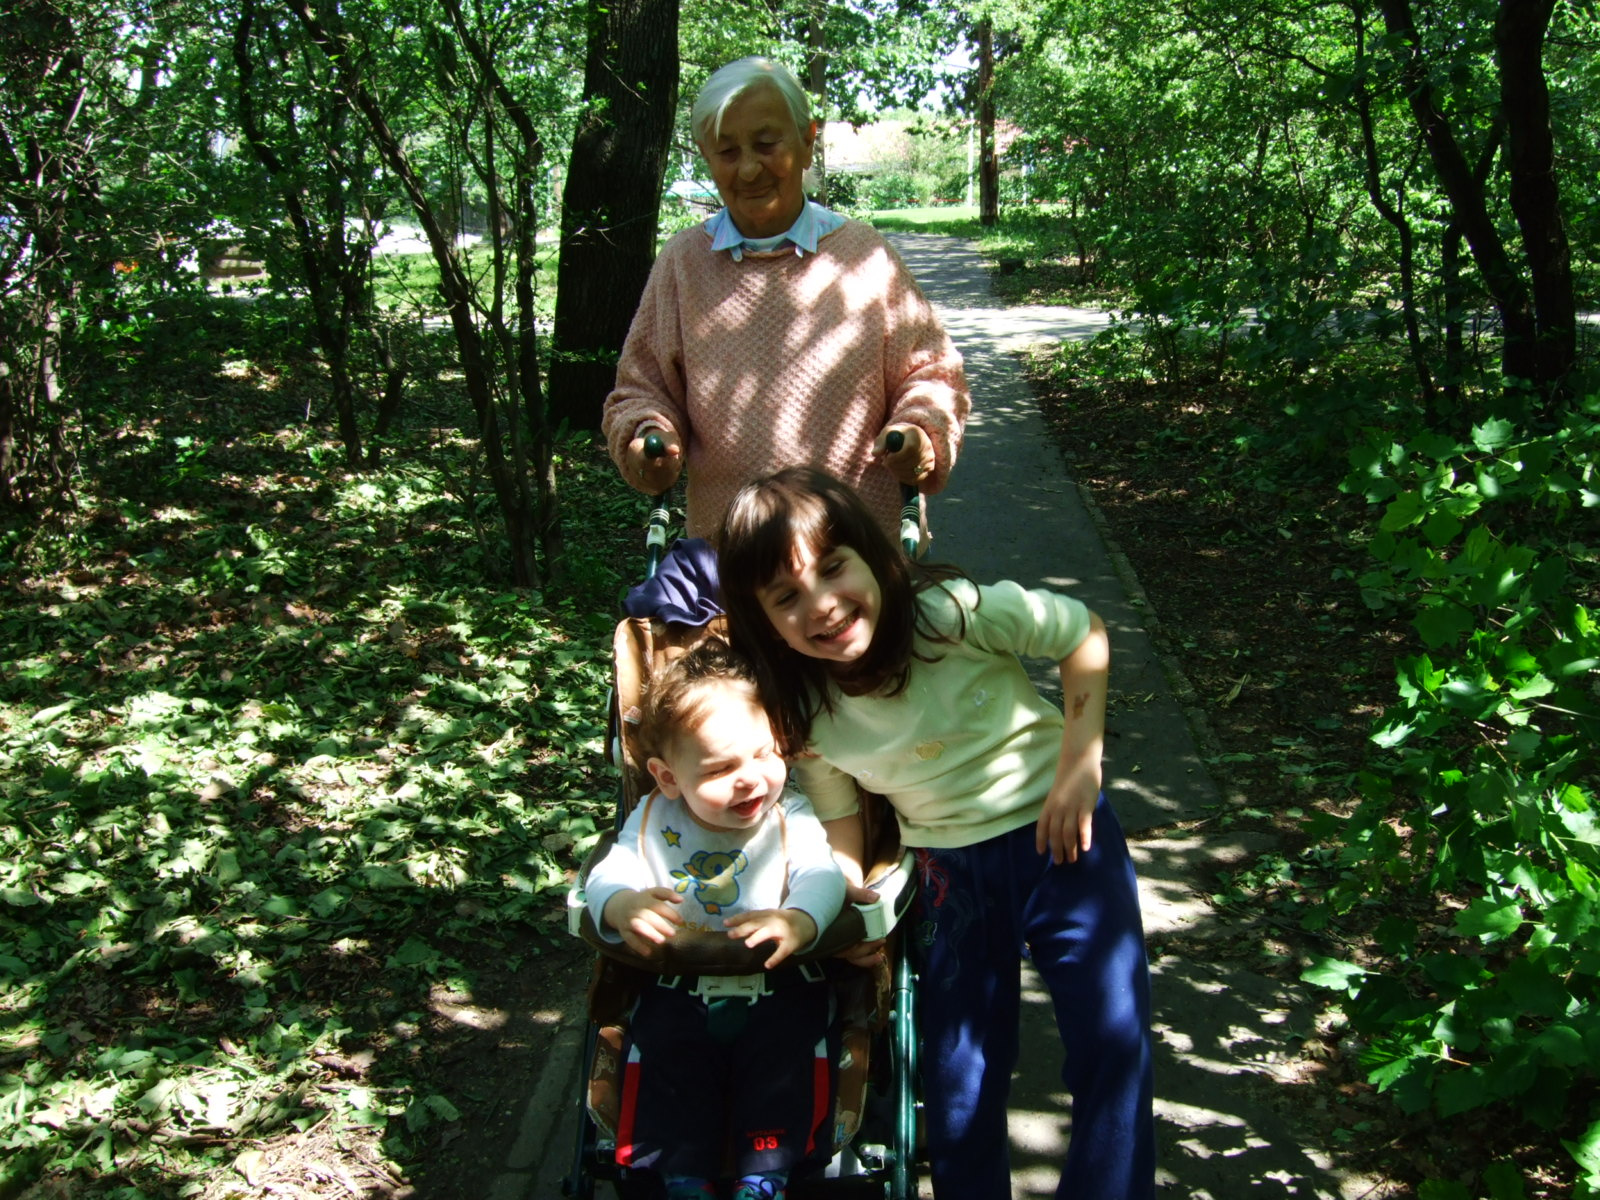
[0,318,641,1196]
[866,205,982,234]
[369,242,562,317]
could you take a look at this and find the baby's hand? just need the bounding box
[603,887,685,957]
[724,908,818,969]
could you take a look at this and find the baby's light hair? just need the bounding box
[637,636,763,765]
[690,56,812,146]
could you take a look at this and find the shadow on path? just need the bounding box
[885,232,1386,1200]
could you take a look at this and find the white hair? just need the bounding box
[691,57,812,145]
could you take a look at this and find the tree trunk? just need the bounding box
[1351,15,1433,403]
[1441,119,1504,417]
[1374,0,1538,402]
[288,0,541,587]
[548,0,679,434]
[806,7,829,205]
[234,0,367,468]
[1495,0,1576,405]
[977,19,998,227]
[439,0,562,575]
[0,2,97,512]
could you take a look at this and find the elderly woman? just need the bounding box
[602,56,970,540]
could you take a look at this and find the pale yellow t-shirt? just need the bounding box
[794,578,1092,850]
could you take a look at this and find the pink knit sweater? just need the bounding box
[602,219,970,538]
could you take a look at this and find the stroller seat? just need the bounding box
[563,607,922,1199]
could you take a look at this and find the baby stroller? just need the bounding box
[563,449,924,1200]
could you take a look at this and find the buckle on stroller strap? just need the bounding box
[689,972,769,1002]
[656,961,827,1002]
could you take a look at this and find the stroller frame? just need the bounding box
[562,477,924,1199]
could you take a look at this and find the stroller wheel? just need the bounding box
[563,1022,601,1200]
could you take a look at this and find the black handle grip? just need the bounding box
[644,432,666,459]
[884,428,920,556]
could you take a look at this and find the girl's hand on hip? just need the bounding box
[873,424,934,486]
[1036,778,1097,865]
[625,428,683,493]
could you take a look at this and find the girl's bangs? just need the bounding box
[724,484,837,594]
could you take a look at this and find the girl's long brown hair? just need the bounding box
[717,467,965,757]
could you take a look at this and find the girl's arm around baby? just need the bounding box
[821,814,888,968]
[1038,611,1109,865]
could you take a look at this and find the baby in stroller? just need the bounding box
[584,635,846,1200]
[566,466,922,1199]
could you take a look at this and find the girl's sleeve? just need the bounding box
[780,792,848,946]
[961,579,1093,662]
[583,801,652,944]
[881,239,971,494]
[602,244,690,469]
[792,754,862,823]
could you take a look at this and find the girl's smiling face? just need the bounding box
[757,539,882,670]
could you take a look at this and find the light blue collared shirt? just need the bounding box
[706,200,847,262]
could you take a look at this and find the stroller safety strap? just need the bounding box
[689,972,768,1002]
[658,960,829,1003]
[659,962,830,1044]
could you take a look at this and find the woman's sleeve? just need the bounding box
[601,246,690,471]
[882,243,971,494]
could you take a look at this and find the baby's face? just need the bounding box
[651,682,787,832]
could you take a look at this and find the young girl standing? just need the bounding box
[718,467,1154,1200]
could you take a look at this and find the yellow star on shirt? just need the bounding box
[662,826,682,847]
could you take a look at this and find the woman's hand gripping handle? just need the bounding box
[880,429,922,558]
[626,425,683,496]
[641,433,673,579]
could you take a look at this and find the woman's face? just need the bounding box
[700,84,816,239]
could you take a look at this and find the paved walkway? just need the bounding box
[514,233,1384,1200]
[886,232,1380,1200]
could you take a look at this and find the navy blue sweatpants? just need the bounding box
[615,977,835,1180]
[910,797,1154,1200]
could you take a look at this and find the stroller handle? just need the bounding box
[643,433,671,579]
[884,430,920,558]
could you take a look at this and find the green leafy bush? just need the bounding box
[1304,398,1600,1191]
[861,169,922,210]
[0,416,632,1194]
